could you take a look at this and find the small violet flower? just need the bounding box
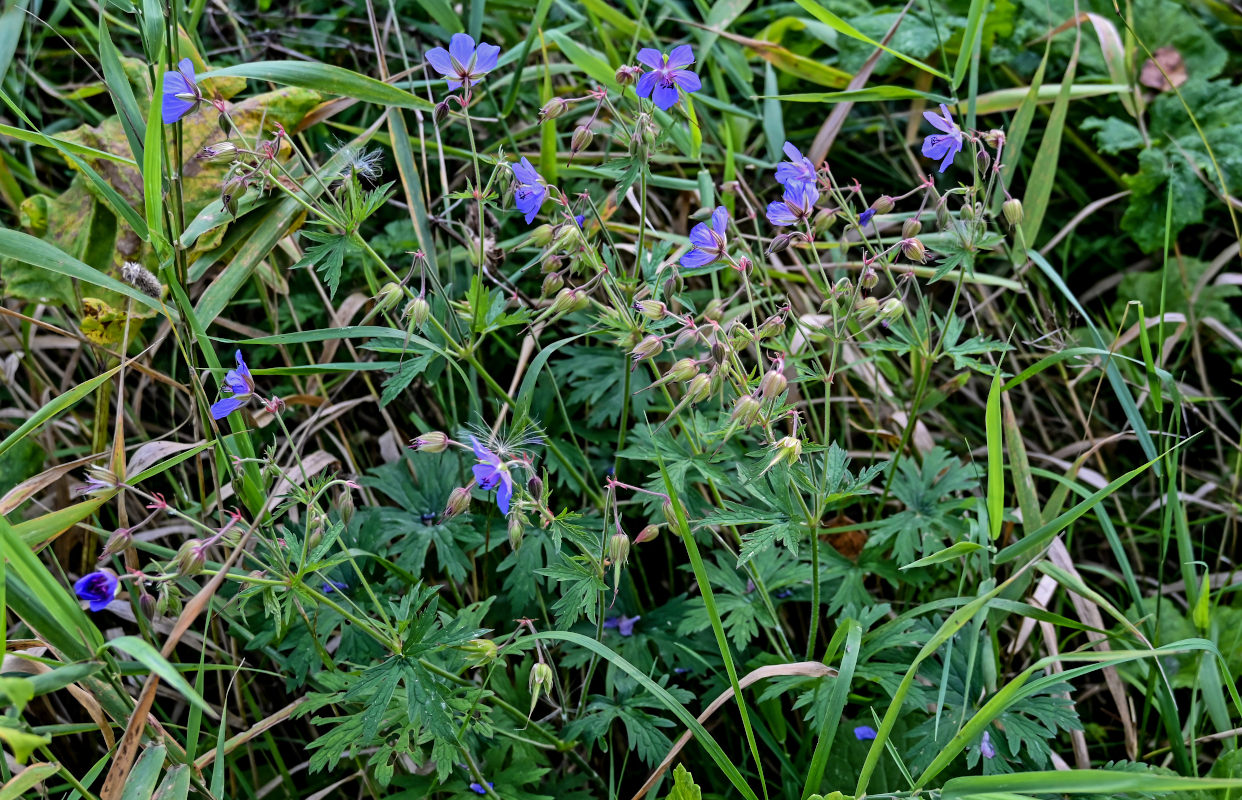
[681,206,729,268]
[468,782,493,795]
[854,725,878,741]
[921,104,964,173]
[425,33,501,92]
[775,141,817,191]
[162,57,202,124]
[471,438,514,514]
[322,581,348,594]
[979,729,996,759]
[604,614,641,637]
[857,208,877,227]
[74,569,119,612]
[210,350,255,420]
[512,157,548,225]
[766,182,820,227]
[635,45,701,111]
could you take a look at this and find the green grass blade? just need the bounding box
[201,61,434,109]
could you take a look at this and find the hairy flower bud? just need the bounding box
[759,369,788,400]
[508,516,524,549]
[529,662,554,699]
[375,282,403,314]
[901,238,926,262]
[901,218,923,239]
[701,298,723,323]
[404,295,431,329]
[156,582,182,617]
[541,272,564,297]
[855,295,880,320]
[527,474,544,502]
[608,532,631,568]
[443,486,473,520]
[684,373,712,403]
[100,528,132,560]
[175,539,206,577]
[434,100,451,125]
[616,64,642,85]
[960,202,976,221]
[764,435,804,473]
[767,232,795,254]
[462,638,500,667]
[635,524,661,544]
[983,129,1006,148]
[139,590,157,620]
[812,207,837,235]
[530,223,555,247]
[538,97,568,121]
[665,357,700,383]
[879,298,905,323]
[976,149,991,172]
[1003,198,1024,227]
[410,431,450,453]
[570,125,594,154]
[633,299,667,321]
[338,487,355,526]
[550,287,589,315]
[731,394,763,428]
[871,195,895,215]
[757,314,785,340]
[860,268,879,290]
[630,335,664,363]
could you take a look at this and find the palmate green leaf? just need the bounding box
[291,229,351,297]
[536,556,606,628]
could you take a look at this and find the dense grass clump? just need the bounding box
[1,0,1240,798]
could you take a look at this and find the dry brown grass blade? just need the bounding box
[193,698,307,771]
[99,525,254,800]
[628,661,834,800]
[807,0,915,166]
[0,453,99,514]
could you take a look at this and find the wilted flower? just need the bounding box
[766,182,819,227]
[921,104,964,173]
[74,569,119,612]
[425,33,501,91]
[468,781,494,795]
[472,438,515,514]
[980,729,996,759]
[635,45,701,111]
[775,141,817,190]
[604,614,641,637]
[197,142,237,161]
[630,335,664,364]
[210,350,255,420]
[511,157,548,224]
[854,725,878,741]
[322,580,348,594]
[75,464,120,497]
[162,58,202,124]
[100,528,133,560]
[410,431,450,452]
[682,206,729,268]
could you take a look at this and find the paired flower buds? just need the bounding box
[529,662,555,713]
[405,295,431,329]
[855,296,880,321]
[550,287,589,316]
[763,435,804,474]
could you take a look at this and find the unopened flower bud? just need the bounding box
[375,282,403,314]
[175,539,206,576]
[1003,198,1024,227]
[529,662,554,699]
[338,487,355,525]
[813,208,837,235]
[530,223,554,247]
[901,238,926,262]
[635,524,661,544]
[757,314,785,340]
[674,326,699,350]
[860,268,879,290]
[630,335,664,363]
[767,232,795,254]
[684,373,712,403]
[665,357,699,382]
[527,475,544,502]
[462,638,500,666]
[571,126,594,154]
[434,100,451,125]
[551,287,589,315]
[616,65,642,85]
[855,295,880,320]
[100,528,132,560]
[538,97,568,121]
[541,272,564,297]
[960,202,976,221]
[410,431,450,452]
[443,486,472,520]
[405,295,431,329]
[139,590,157,619]
[197,141,237,161]
[731,394,762,427]
[662,497,681,528]
[879,298,905,323]
[633,299,667,320]
[759,369,788,400]
[508,516,524,549]
[736,255,752,272]
[871,195,895,215]
[156,582,181,617]
[976,149,991,172]
[983,129,1006,148]
[901,218,923,238]
[702,298,723,322]
[608,532,631,568]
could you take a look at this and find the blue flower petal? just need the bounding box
[651,82,679,110]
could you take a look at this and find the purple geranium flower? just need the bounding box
[604,614,641,636]
[162,58,202,124]
[682,206,729,267]
[775,141,817,190]
[472,438,514,514]
[635,45,701,111]
[512,157,547,224]
[210,350,255,420]
[425,33,501,91]
[74,569,119,612]
[854,725,878,741]
[858,208,876,227]
[921,104,964,173]
[323,581,348,594]
[468,782,493,795]
[766,181,819,227]
[979,729,996,759]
